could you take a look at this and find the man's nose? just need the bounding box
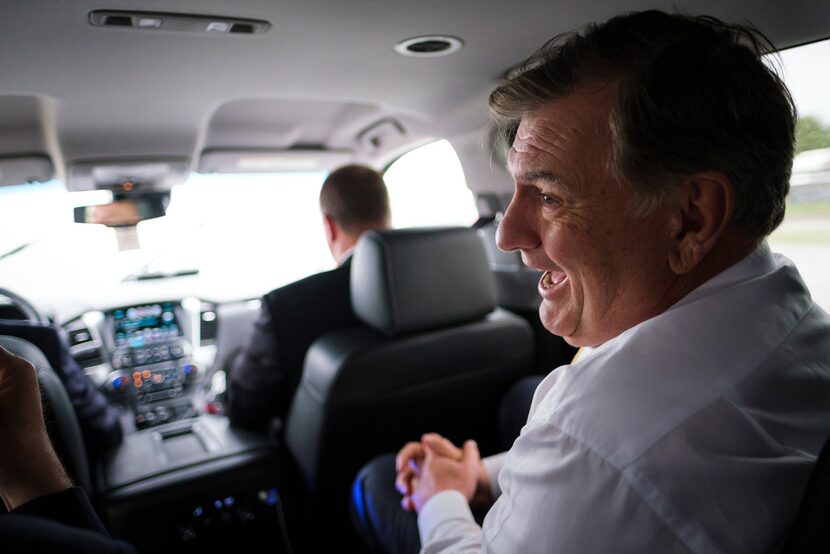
[496,198,538,253]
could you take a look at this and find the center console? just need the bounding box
[104,301,200,429]
[102,415,292,553]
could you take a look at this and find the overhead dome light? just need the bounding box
[394,35,463,58]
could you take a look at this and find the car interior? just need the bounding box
[0,1,828,552]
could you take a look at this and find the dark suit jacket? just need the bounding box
[1,487,135,553]
[226,259,360,431]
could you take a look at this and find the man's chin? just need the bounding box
[539,304,576,340]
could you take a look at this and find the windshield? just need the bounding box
[0,140,477,319]
[0,172,335,313]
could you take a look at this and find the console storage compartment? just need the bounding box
[101,414,289,552]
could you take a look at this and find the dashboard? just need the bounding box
[63,297,261,433]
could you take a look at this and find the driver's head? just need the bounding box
[319,164,391,262]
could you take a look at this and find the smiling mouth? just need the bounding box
[541,270,567,290]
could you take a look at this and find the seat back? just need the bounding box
[284,227,534,546]
[0,335,93,495]
[783,432,830,553]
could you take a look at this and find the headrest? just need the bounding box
[0,335,51,369]
[351,227,496,336]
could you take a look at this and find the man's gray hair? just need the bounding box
[490,10,797,239]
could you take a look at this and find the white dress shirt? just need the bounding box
[418,243,830,553]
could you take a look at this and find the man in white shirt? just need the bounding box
[352,10,830,553]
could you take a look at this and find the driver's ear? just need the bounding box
[667,171,735,275]
[323,214,338,244]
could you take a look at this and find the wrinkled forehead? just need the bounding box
[506,87,615,177]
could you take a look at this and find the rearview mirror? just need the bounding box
[74,194,168,227]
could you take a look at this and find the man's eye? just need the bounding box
[539,193,557,206]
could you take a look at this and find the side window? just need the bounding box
[383,139,479,228]
[768,39,830,309]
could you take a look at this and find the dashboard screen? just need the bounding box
[113,302,181,348]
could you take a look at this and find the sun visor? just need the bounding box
[197,149,353,174]
[68,159,190,192]
[0,155,54,186]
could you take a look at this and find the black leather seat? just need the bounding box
[284,226,535,547]
[0,335,93,496]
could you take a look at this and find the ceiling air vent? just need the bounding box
[394,35,463,58]
[89,11,271,35]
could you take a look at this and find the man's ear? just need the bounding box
[667,171,735,275]
[323,214,338,244]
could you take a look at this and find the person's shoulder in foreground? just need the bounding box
[391,10,830,554]
[0,320,123,455]
[227,164,391,431]
[0,345,136,553]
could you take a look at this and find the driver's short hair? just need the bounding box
[319,164,391,233]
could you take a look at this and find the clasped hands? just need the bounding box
[395,433,493,513]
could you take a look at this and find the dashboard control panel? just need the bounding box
[105,302,200,429]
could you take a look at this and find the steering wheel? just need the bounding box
[0,287,50,325]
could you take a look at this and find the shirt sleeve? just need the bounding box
[417,420,690,553]
[12,486,110,536]
[417,490,483,553]
[481,452,507,499]
[481,421,690,553]
[8,487,137,553]
[226,299,287,431]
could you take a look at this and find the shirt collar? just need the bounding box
[672,241,775,310]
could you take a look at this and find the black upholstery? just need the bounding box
[284,227,535,549]
[0,335,93,495]
[351,227,497,335]
[783,433,830,553]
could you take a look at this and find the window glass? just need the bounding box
[383,139,479,228]
[768,38,830,309]
[0,140,480,315]
[0,172,333,309]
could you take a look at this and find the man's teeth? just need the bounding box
[542,272,565,288]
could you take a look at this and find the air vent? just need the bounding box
[74,347,104,369]
[394,35,463,58]
[68,327,94,347]
[230,23,255,34]
[89,10,271,35]
[200,305,218,345]
[104,15,133,27]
